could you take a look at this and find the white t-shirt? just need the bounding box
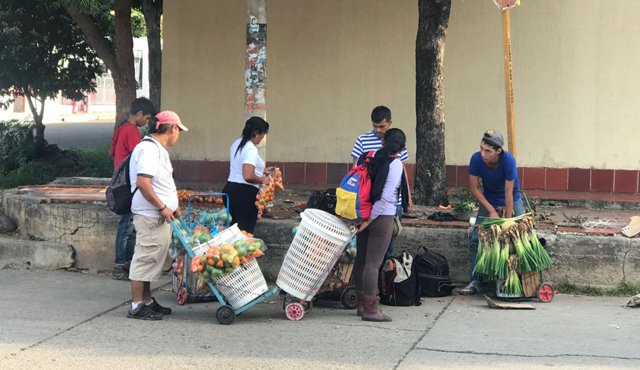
[227,138,265,188]
[129,136,179,218]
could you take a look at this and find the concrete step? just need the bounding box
[253,219,640,289]
[0,237,74,269]
[3,180,639,287]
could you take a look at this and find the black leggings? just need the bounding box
[353,216,394,295]
[222,182,259,234]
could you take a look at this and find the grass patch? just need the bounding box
[555,281,640,297]
[0,145,113,189]
[70,145,113,178]
[0,162,58,189]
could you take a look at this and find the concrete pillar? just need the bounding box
[246,0,268,160]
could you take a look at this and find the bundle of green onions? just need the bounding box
[503,255,522,295]
[472,228,490,277]
[473,214,552,280]
[473,225,505,279]
[521,216,553,270]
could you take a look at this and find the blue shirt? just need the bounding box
[468,151,521,207]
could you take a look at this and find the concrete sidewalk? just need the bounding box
[1,269,638,369]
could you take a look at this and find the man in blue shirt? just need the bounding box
[460,129,525,295]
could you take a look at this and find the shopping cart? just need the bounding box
[276,208,355,320]
[311,236,358,309]
[172,192,231,304]
[170,218,278,325]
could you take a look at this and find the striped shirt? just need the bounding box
[351,130,409,162]
[351,130,409,207]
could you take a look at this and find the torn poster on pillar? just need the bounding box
[245,20,267,113]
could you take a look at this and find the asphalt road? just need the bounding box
[44,121,115,149]
[1,268,638,369]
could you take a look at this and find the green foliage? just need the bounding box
[0,0,102,112]
[0,162,57,189]
[131,9,147,37]
[61,0,148,39]
[451,188,476,214]
[0,120,37,175]
[0,148,113,189]
[69,145,114,177]
[60,0,114,15]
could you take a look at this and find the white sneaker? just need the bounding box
[460,281,481,295]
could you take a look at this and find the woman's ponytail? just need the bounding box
[234,116,270,157]
[368,128,406,178]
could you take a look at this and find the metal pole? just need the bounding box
[501,9,517,158]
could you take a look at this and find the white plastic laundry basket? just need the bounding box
[276,208,353,301]
[215,258,268,309]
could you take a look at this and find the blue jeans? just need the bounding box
[468,200,525,282]
[115,212,136,266]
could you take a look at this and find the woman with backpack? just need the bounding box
[222,117,274,234]
[353,128,409,322]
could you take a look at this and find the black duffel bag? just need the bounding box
[306,188,337,214]
[414,247,455,297]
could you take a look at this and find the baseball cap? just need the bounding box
[155,111,188,131]
[482,128,504,148]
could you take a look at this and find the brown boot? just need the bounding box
[361,294,392,322]
[356,291,363,316]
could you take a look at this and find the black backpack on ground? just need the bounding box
[106,138,154,215]
[306,188,337,214]
[379,252,422,307]
[414,247,455,297]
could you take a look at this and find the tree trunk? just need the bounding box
[114,0,137,126]
[142,0,162,111]
[60,3,118,74]
[414,0,451,206]
[25,94,46,151]
[62,0,137,128]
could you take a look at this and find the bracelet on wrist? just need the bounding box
[158,204,166,211]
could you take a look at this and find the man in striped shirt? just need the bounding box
[351,106,410,167]
[351,106,413,258]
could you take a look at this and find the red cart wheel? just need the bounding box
[538,284,554,303]
[285,302,305,321]
[177,287,188,305]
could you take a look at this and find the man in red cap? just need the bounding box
[126,110,188,320]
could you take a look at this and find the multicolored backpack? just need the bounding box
[335,151,375,221]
